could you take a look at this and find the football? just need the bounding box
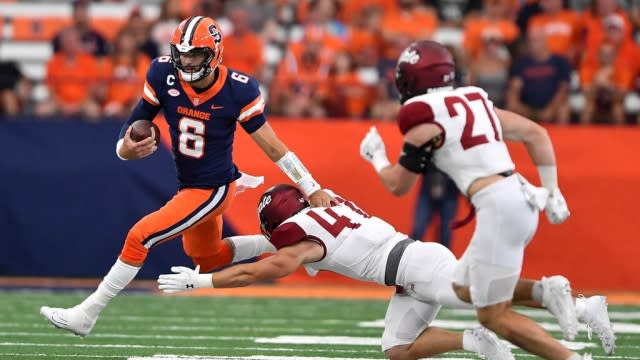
[130,120,161,144]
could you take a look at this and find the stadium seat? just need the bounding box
[11,17,70,41]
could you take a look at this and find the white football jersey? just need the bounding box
[403,86,515,194]
[269,193,406,285]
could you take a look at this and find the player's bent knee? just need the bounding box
[120,229,149,265]
[385,344,411,360]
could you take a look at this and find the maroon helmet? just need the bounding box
[257,184,310,238]
[395,40,456,103]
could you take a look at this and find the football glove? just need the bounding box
[158,265,211,293]
[360,126,391,173]
[545,188,570,224]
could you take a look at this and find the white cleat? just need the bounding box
[542,275,578,340]
[40,305,97,337]
[577,295,616,355]
[582,354,593,360]
[465,327,514,360]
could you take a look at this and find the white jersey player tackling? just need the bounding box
[157,185,614,360]
[359,40,614,359]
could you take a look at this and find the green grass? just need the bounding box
[0,290,638,360]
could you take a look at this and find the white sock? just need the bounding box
[462,329,476,351]
[78,259,140,318]
[532,281,544,303]
[228,235,275,262]
[575,296,586,320]
[566,353,581,360]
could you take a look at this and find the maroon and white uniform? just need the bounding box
[398,86,514,194]
[398,86,540,307]
[268,191,470,350]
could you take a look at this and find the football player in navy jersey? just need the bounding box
[40,16,333,337]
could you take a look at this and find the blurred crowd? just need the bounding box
[1,0,640,125]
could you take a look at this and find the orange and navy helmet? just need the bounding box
[170,16,224,82]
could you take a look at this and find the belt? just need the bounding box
[384,238,415,286]
[450,170,514,229]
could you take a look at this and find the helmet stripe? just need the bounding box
[179,17,195,45]
[182,15,204,46]
[188,16,205,46]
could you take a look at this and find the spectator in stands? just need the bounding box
[461,0,519,65]
[320,51,376,118]
[370,33,413,120]
[52,0,108,58]
[345,5,384,68]
[127,6,159,60]
[270,32,329,117]
[150,0,183,56]
[381,0,438,52]
[430,0,483,27]
[467,29,511,107]
[296,0,347,41]
[506,26,572,124]
[580,14,639,124]
[192,0,231,34]
[37,27,101,120]
[528,0,583,64]
[411,162,459,250]
[583,0,633,53]
[102,29,152,119]
[0,61,30,117]
[222,6,265,78]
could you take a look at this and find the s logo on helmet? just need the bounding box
[208,24,222,44]
[398,49,420,65]
[258,195,271,214]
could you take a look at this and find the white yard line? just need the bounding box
[0,332,253,341]
[0,342,379,354]
[0,353,124,358]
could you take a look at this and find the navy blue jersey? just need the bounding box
[121,56,266,188]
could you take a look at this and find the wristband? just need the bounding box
[276,152,321,196]
[372,155,391,173]
[197,274,214,288]
[116,139,128,161]
[537,165,558,191]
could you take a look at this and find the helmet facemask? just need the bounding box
[170,45,215,83]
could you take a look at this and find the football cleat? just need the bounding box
[40,305,97,337]
[541,275,578,340]
[582,354,593,360]
[465,327,514,360]
[577,295,616,355]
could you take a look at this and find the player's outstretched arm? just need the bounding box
[250,122,334,207]
[157,241,322,292]
[360,125,437,196]
[497,108,570,224]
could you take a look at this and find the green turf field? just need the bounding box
[1,290,639,359]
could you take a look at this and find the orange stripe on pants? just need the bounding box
[120,182,236,269]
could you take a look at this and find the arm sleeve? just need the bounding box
[235,75,267,134]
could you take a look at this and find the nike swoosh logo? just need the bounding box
[211,105,224,110]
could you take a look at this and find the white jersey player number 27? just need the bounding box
[443,91,501,150]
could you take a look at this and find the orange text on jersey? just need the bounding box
[177,106,211,121]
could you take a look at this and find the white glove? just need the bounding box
[157,265,211,293]
[360,126,391,173]
[545,188,570,224]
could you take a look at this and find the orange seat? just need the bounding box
[11,17,70,41]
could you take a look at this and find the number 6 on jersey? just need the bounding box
[178,117,205,158]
